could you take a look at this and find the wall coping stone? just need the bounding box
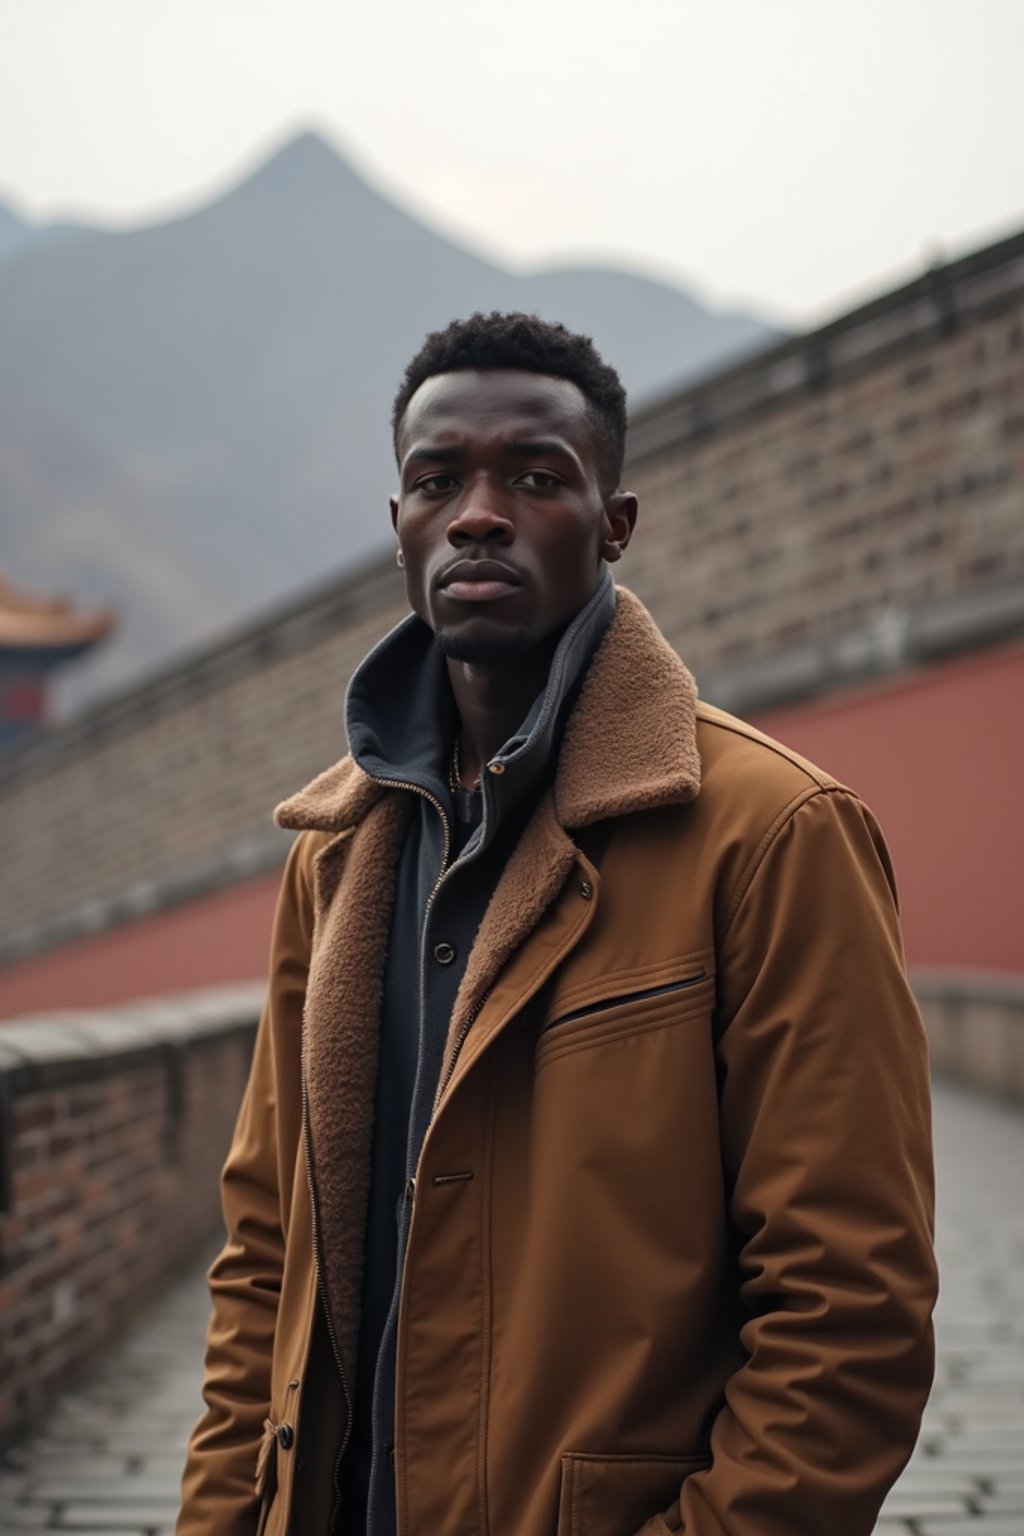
[911,967,1024,1010]
[626,227,1024,467]
[701,578,1024,714]
[912,965,1024,1105]
[0,981,264,1083]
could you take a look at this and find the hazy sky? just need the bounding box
[2,0,1022,326]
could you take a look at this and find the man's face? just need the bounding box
[391,369,636,662]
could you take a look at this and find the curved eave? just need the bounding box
[0,611,115,654]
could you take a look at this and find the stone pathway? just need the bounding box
[0,1256,213,1535]
[877,1081,1024,1535]
[0,1079,1021,1534]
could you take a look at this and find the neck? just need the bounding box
[447,641,557,787]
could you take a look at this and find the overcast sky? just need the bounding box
[2,0,1022,326]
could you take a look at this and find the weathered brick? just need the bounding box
[0,1023,255,1448]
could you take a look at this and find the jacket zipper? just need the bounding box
[432,993,487,1112]
[543,971,708,1032]
[370,773,453,906]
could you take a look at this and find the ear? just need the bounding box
[600,491,638,564]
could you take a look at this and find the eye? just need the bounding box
[517,470,561,489]
[415,473,459,493]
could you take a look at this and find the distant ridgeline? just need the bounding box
[0,223,1022,1043]
[0,130,777,715]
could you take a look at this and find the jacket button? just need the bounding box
[277,1423,294,1450]
[578,880,593,900]
[433,941,455,964]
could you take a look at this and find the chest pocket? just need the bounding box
[535,947,714,1064]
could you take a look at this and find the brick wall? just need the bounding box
[620,262,1024,681]
[0,230,1022,961]
[0,986,261,1445]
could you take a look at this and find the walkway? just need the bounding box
[0,1079,1021,1534]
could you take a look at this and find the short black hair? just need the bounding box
[391,311,628,491]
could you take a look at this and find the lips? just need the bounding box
[437,558,523,603]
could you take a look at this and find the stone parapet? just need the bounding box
[0,984,262,1446]
[914,969,1024,1105]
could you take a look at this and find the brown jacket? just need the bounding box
[178,588,936,1536]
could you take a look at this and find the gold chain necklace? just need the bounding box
[449,738,479,793]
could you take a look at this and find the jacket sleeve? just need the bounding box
[177,833,314,1536]
[648,787,937,1536]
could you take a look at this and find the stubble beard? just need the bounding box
[435,624,537,665]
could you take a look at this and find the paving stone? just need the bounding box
[919,1523,1024,1536]
[35,1480,180,1502]
[984,1473,1024,1494]
[57,1505,176,1528]
[884,1477,982,1498]
[910,1453,1024,1475]
[976,1493,1024,1514]
[880,1491,973,1517]
[0,1505,55,1529]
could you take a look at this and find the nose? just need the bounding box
[447,479,514,547]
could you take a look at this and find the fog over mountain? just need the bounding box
[0,131,781,713]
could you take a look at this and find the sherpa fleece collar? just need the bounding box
[275,585,701,835]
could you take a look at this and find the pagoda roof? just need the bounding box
[0,572,115,654]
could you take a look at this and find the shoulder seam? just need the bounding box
[696,703,835,791]
[724,783,848,931]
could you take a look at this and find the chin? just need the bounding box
[435,623,537,664]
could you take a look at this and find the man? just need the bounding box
[177,312,937,1536]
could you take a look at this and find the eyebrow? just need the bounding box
[403,445,463,468]
[503,438,576,460]
[403,438,577,470]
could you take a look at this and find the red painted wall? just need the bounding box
[0,870,280,1020]
[749,639,1024,977]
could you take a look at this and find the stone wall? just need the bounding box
[621,234,1024,685]
[0,985,261,1445]
[0,229,1022,964]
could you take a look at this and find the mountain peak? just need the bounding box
[247,127,363,192]
[263,128,345,173]
[214,126,381,224]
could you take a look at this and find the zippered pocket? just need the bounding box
[542,972,708,1034]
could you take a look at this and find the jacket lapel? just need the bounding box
[276,786,410,1385]
[555,586,701,828]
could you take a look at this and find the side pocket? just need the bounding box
[556,1451,710,1536]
